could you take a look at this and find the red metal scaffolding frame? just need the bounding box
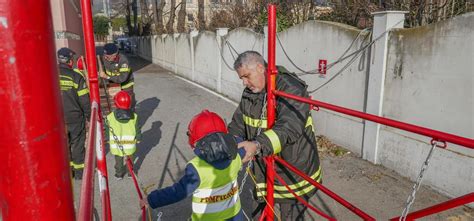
[78,102,99,221]
[260,3,474,221]
[79,0,112,220]
[0,0,76,220]
[2,1,472,220]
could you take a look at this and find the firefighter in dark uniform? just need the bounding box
[99,43,135,110]
[57,47,91,180]
[228,51,321,220]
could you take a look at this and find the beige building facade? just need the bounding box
[50,0,85,55]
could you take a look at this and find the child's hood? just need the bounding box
[194,132,238,164]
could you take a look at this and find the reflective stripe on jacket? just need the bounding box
[58,64,90,124]
[103,55,135,90]
[189,155,242,220]
[106,112,138,156]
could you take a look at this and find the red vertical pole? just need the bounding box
[78,104,98,221]
[263,4,277,221]
[0,0,75,220]
[79,0,112,220]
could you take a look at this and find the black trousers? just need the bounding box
[66,120,86,178]
[253,199,308,221]
[114,154,135,177]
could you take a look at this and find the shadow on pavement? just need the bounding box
[136,97,160,128]
[137,123,193,221]
[158,123,190,188]
[311,191,336,219]
[135,121,162,173]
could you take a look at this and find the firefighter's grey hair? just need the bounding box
[233,51,266,71]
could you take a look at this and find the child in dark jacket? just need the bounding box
[141,110,245,221]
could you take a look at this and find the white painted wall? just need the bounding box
[133,13,474,199]
[276,21,370,154]
[380,13,474,197]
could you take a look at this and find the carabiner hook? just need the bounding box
[309,96,320,111]
[430,139,447,148]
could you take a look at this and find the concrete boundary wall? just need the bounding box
[132,13,473,199]
[380,13,474,197]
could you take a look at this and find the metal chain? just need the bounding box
[399,141,439,221]
[103,112,158,219]
[239,93,267,221]
[239,93,267,195]
[157,211,163,221]
[103,117,125,154]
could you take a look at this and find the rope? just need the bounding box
[310,20,404,93]
[274,19,404,94]
[308,35,369,94]
[247,166,282,221]
[276,28,371,76]
[215,37,237,71]
[226,40,239,60]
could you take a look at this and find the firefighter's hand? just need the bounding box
[238,141,257,163]
[99,71,108,79]
[139,198,149,209]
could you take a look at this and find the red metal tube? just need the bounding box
[79,0,100,106]
[79,0,112,220]
[266,5,277,129]
[0,0,75,220]
[125,157,146,221]
[273,172,336,221]
[390,192,474,221]
[273,90,474,149]
[263,4,277,221]
[78,104,98,221]
[258,213,267,221]
[274,157,376,221]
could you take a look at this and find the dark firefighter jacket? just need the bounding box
[103,55,134,93]
[59,63,91,124]
[228,66,321,202]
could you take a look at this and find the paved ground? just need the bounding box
[73,54,473,220]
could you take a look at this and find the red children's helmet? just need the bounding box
[187,110,228,147]
[114,91,131,110]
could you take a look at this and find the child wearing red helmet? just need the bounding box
[106,91,141,180]
[141,110,246,220]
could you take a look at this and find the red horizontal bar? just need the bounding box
[390,192,474,221]
[78,105,98,221]
[274,157,376,221]
[125,157,146,221]
[273,90,474,149]
[272,166,336,221]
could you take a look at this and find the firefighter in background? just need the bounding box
[57,47,91,180]
[99,43,136,110]
[141,110,246,221]
[228,51,321,220]
[106,91,141,180]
